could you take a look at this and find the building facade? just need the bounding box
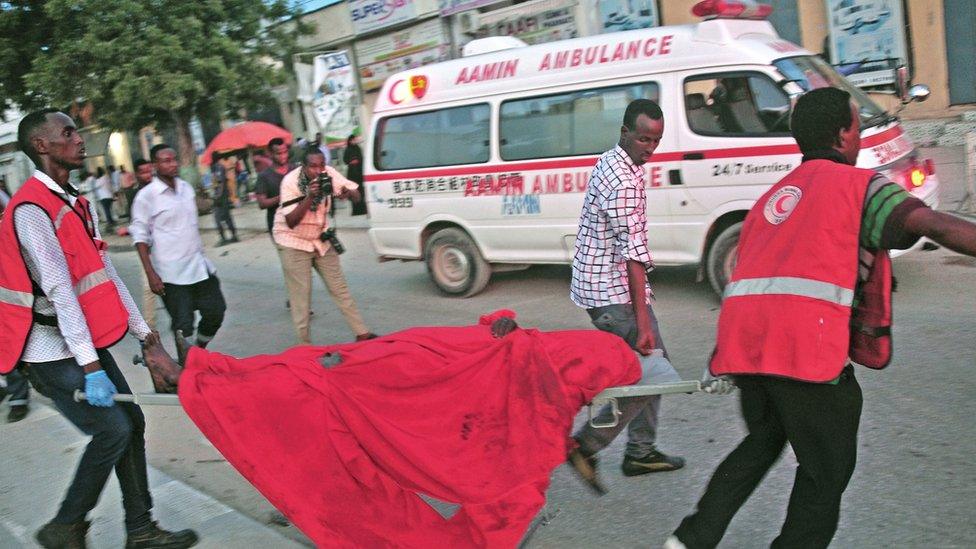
[279,0,973,146]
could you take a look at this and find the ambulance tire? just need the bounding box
[706,222,741,297]
[424,228,492,297]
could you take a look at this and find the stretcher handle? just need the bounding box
[73,390,182,406]
[587,381,702,429]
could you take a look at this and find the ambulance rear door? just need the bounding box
[669,67,799,262]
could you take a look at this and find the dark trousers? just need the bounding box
[674,367,863,549]
[161,274,226,343]
[24,349,153,531]
[213,203,237,241]
[99,198,115,227]
[5,367,30,406]
[124,187,138,218]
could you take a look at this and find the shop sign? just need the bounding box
[439,0,505,16]
[826,0,908,88]
[597,0,658,33]
[349,0,416,35]
[354,18,450,92]
[476,6,577,45]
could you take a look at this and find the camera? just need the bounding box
[304,172,333,211]
[316,172,334,196]
[319,227,345,254]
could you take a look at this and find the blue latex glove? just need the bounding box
[84,370,117,407]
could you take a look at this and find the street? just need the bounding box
[2,146,975,547]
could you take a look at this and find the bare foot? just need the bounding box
[143,331,182,393]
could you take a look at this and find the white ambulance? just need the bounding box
[364,1,938,297]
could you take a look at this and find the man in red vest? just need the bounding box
[0,109,198,549]
[667,88,976,549]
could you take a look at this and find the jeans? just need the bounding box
[673,367,862,549]
[160,274,226,345]
[573,303,667,457]
[24,349,153,531]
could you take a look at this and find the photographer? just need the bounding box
[273,147,377,344]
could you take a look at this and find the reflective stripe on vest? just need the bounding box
[76,268,110,296]
[0,286,34,307]
[53,205,73,231]
[724,276,855,307]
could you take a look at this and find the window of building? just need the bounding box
[499,82,660,161]
[683,73,791,136]
[375,104,491,170]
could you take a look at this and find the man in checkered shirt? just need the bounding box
[567,99,684,493]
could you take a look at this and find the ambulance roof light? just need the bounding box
[692,0,773,20]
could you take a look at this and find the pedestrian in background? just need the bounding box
[667,87,976,549]
[0,109,197,549]
[131,158,160,331]
[210,151,239,246]
[343,134,366,216]
[255,137,294,235]
[120,164,136,218]
[273,147,376,344]
[567,99,684,494]
[131,144,227,364]
[0,179,30,423]
[93,166,116,230]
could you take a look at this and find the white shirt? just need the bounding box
[94,174,114,200]
[318,144,332,165]
[15,171,150,364]
[129,177,215,285]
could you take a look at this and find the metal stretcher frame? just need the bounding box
[75,380,704,429]
[587,380,702,429]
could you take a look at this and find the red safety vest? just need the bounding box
[710,159,893,382]
[0,177,128,373]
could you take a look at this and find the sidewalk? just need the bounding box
[0,400,303,548]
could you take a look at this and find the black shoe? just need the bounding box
[125,521,199,549]
[36,520,90,548]
[621,449,685,476]
[215,239,229,247]
[229,236,240,243]
[7,404,29,423]
[567,446,606,495]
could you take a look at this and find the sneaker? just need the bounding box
[36,520,90,549]
[125,521,198,549]
[566,447,606,495]
[229,236,240,243]
[215,239,229,247]
[355,332,379,341]
[7,404,29,423]
[621,449,685,476]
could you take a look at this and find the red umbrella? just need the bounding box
[201,121,292,165]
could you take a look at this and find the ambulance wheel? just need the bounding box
[425,228,491,297]
[706,222,741,297]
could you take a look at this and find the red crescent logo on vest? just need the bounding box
[763,186,802,225]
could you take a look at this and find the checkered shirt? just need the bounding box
[570,145,654,308]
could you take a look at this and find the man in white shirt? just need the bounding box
[130,144,226,362]
[93,166,116,229]
[2,109,197,548]
[313,131,332,165]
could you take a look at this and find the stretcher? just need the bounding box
[75,379,704,429]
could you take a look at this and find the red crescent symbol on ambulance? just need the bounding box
[388,79,406,105]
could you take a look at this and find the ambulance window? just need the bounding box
[375,104,490,170]
[683,73,791,136]
[499,82,660,161]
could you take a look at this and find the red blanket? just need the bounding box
[178,314,639,547]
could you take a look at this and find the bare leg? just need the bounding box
[142,332,182,393]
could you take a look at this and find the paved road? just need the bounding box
[3,146,974,547]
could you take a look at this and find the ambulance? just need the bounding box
[364,0,938,297]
